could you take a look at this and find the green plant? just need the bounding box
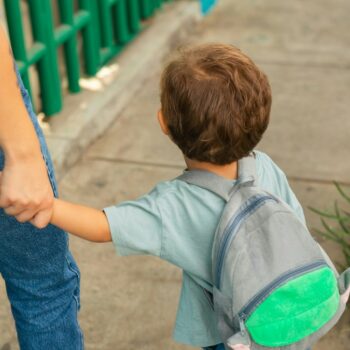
[309,182,350,269]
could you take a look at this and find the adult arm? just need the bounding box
[0,26,54,228]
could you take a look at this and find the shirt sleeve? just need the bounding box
[103,192,163,257]
[255,151,306,224]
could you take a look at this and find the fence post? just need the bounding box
[127,0,141,34]
[57,0,80,93]
[79,0,100,75]
[28,0,62,115]
[114,0,130,44]
[139,0,154,19]
[155,0,162,9]
[99,0,115,49]
[3,0,32,95]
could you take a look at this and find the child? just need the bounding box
[50,44,306,349]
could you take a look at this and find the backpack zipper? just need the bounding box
[238,259,328,322]
[215,195,277,287]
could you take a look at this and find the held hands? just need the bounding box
[0,154,54,229]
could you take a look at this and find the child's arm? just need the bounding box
[51,198,112,242]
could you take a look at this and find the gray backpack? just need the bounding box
[178,154,350,350]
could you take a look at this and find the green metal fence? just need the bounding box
[3,0,172,116]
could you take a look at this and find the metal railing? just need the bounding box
[3,0,171,116]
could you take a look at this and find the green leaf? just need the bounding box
[342,247,350,264]
[320,219,340,237]
[309,181,350,270]
[313,228,342,244]
[336,261,347,271]
[334,181,350,203]
[334,201,350,234]
[308,206,350,222]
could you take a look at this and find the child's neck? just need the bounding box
[185,157,238,180]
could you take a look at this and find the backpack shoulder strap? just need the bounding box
[237,152,257,186]
[176,153,257,201]
[339,267,350,300]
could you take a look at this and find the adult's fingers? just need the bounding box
[4,204,30,217]
[0,196,10,208]
[15,209,36,223]
[0,194,30,210]
[0,156,54,214]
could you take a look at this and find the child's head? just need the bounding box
[160,43,271,165]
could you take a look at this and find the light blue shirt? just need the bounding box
[104,151,305,347]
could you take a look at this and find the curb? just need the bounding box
[43,0,201,181]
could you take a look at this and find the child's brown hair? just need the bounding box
[160,43,272,165]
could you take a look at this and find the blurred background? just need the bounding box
[0,0,349,349]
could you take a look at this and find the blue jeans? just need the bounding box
[0,68,83,349]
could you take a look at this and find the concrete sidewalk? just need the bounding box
[1,0,350,349]
[63,0,350,348]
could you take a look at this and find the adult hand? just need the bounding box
[0,154,54,229]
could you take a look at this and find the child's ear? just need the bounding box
[157,110,170,135]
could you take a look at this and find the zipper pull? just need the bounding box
[227,317,251,349]
[239,316,247,336]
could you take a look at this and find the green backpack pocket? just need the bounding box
[245,266,339,347]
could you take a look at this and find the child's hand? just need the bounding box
[230,345,251,350]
